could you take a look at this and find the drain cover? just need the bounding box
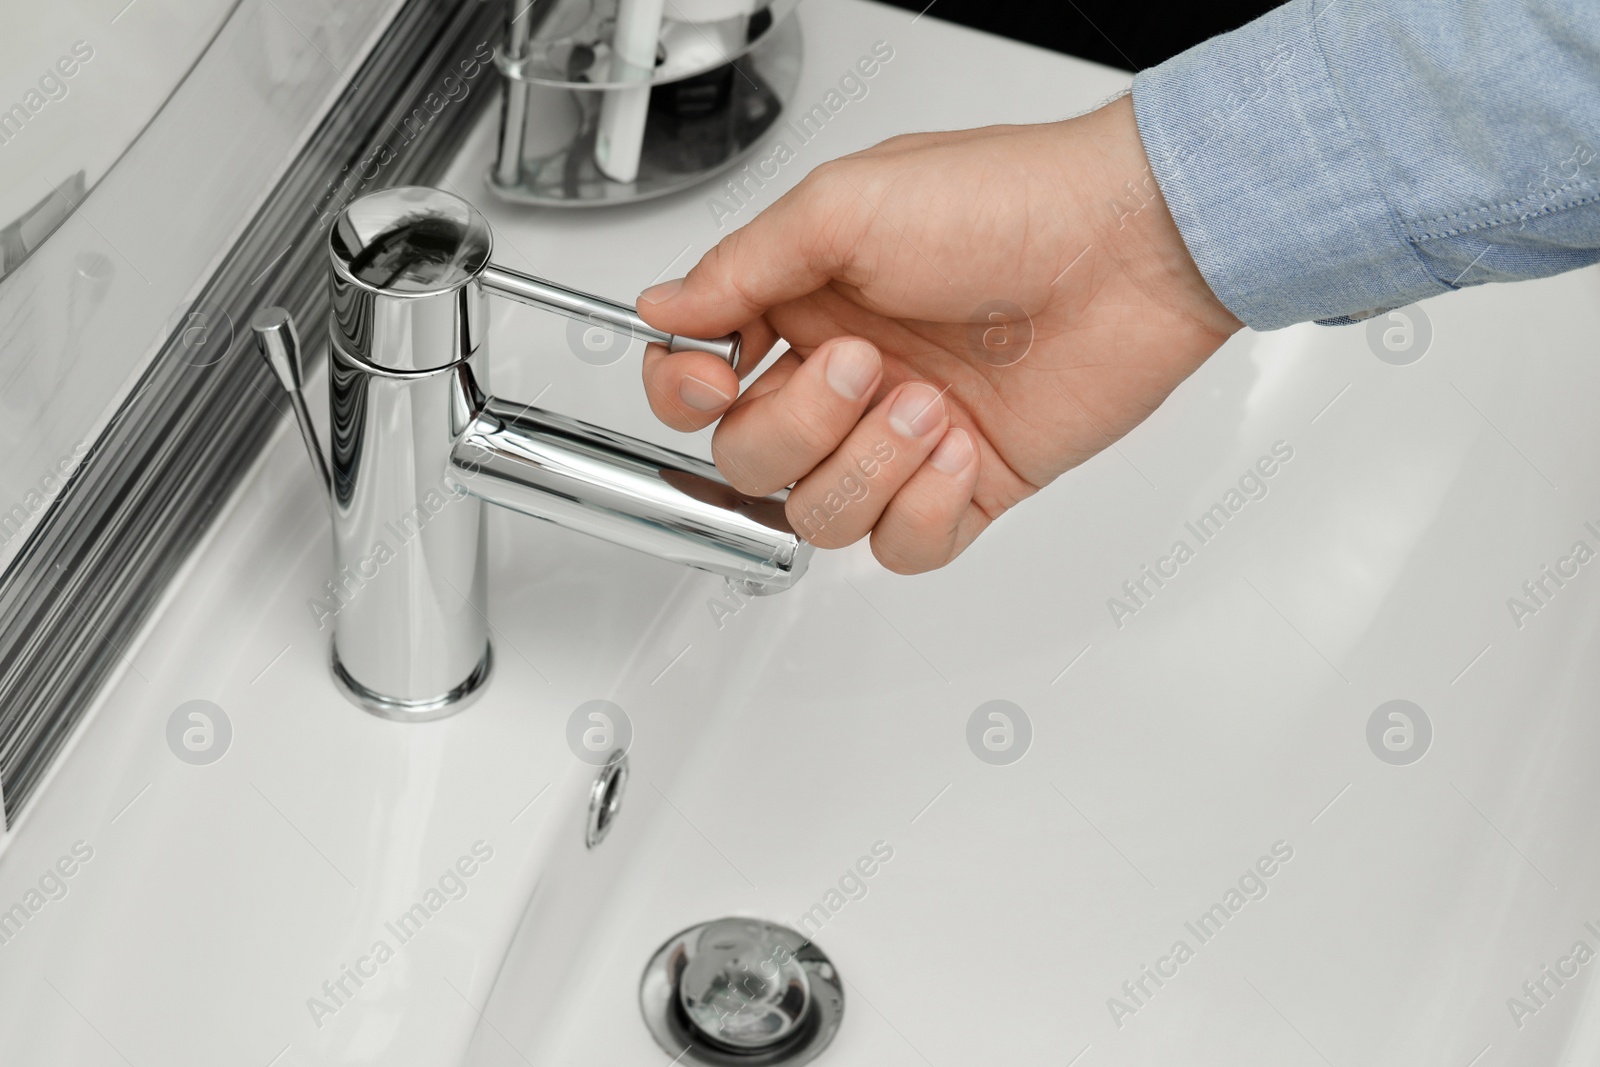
[640,918,844,1065]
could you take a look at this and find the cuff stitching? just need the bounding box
[1408,189,1600,243]
[1406,179,1600,234]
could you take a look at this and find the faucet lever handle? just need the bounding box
[479,263,742,369]
[251,306,334,504]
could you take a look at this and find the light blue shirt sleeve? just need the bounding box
[1130,0,1600,330]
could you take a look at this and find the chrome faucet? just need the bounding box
[252,186,808,720]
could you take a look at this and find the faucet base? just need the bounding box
[330,644,493,722]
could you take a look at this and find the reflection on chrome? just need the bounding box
[254,185,808,720]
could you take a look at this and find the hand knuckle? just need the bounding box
[786,494,861,549]
[870,535,925,575]
[888,492,947,533]
[712,444,776,496]
[786,496,832,546]
[775,404,843,460]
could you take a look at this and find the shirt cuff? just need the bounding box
[1130,0,1447,330]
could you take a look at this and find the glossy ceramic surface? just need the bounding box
[3,3,1600,1066]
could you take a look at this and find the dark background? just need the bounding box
[873,0,1280,71]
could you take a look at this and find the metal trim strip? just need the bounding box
[0,0,503,825]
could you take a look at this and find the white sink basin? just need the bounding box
[4,2,1600,1065]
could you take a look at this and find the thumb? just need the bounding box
[637,172,862,337]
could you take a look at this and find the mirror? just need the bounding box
[0,1,241,281]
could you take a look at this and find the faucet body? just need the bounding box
[325,219,494,716]
[261,186,808,719]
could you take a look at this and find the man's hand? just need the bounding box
[637,95,1242,573]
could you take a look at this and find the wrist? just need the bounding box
[1087,95,1244,339]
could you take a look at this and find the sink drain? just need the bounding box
[640,918,844,1065]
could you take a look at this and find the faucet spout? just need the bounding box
[451,395,808,594]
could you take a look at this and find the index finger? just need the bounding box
[637,167,869,337]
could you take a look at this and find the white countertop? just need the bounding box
[6,2,1600,1066]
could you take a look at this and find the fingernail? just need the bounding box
[679,374,731,412]
[929,428,974,473]
[639,278,684,305]
[889,383,945,438]
[825,340,879,400]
